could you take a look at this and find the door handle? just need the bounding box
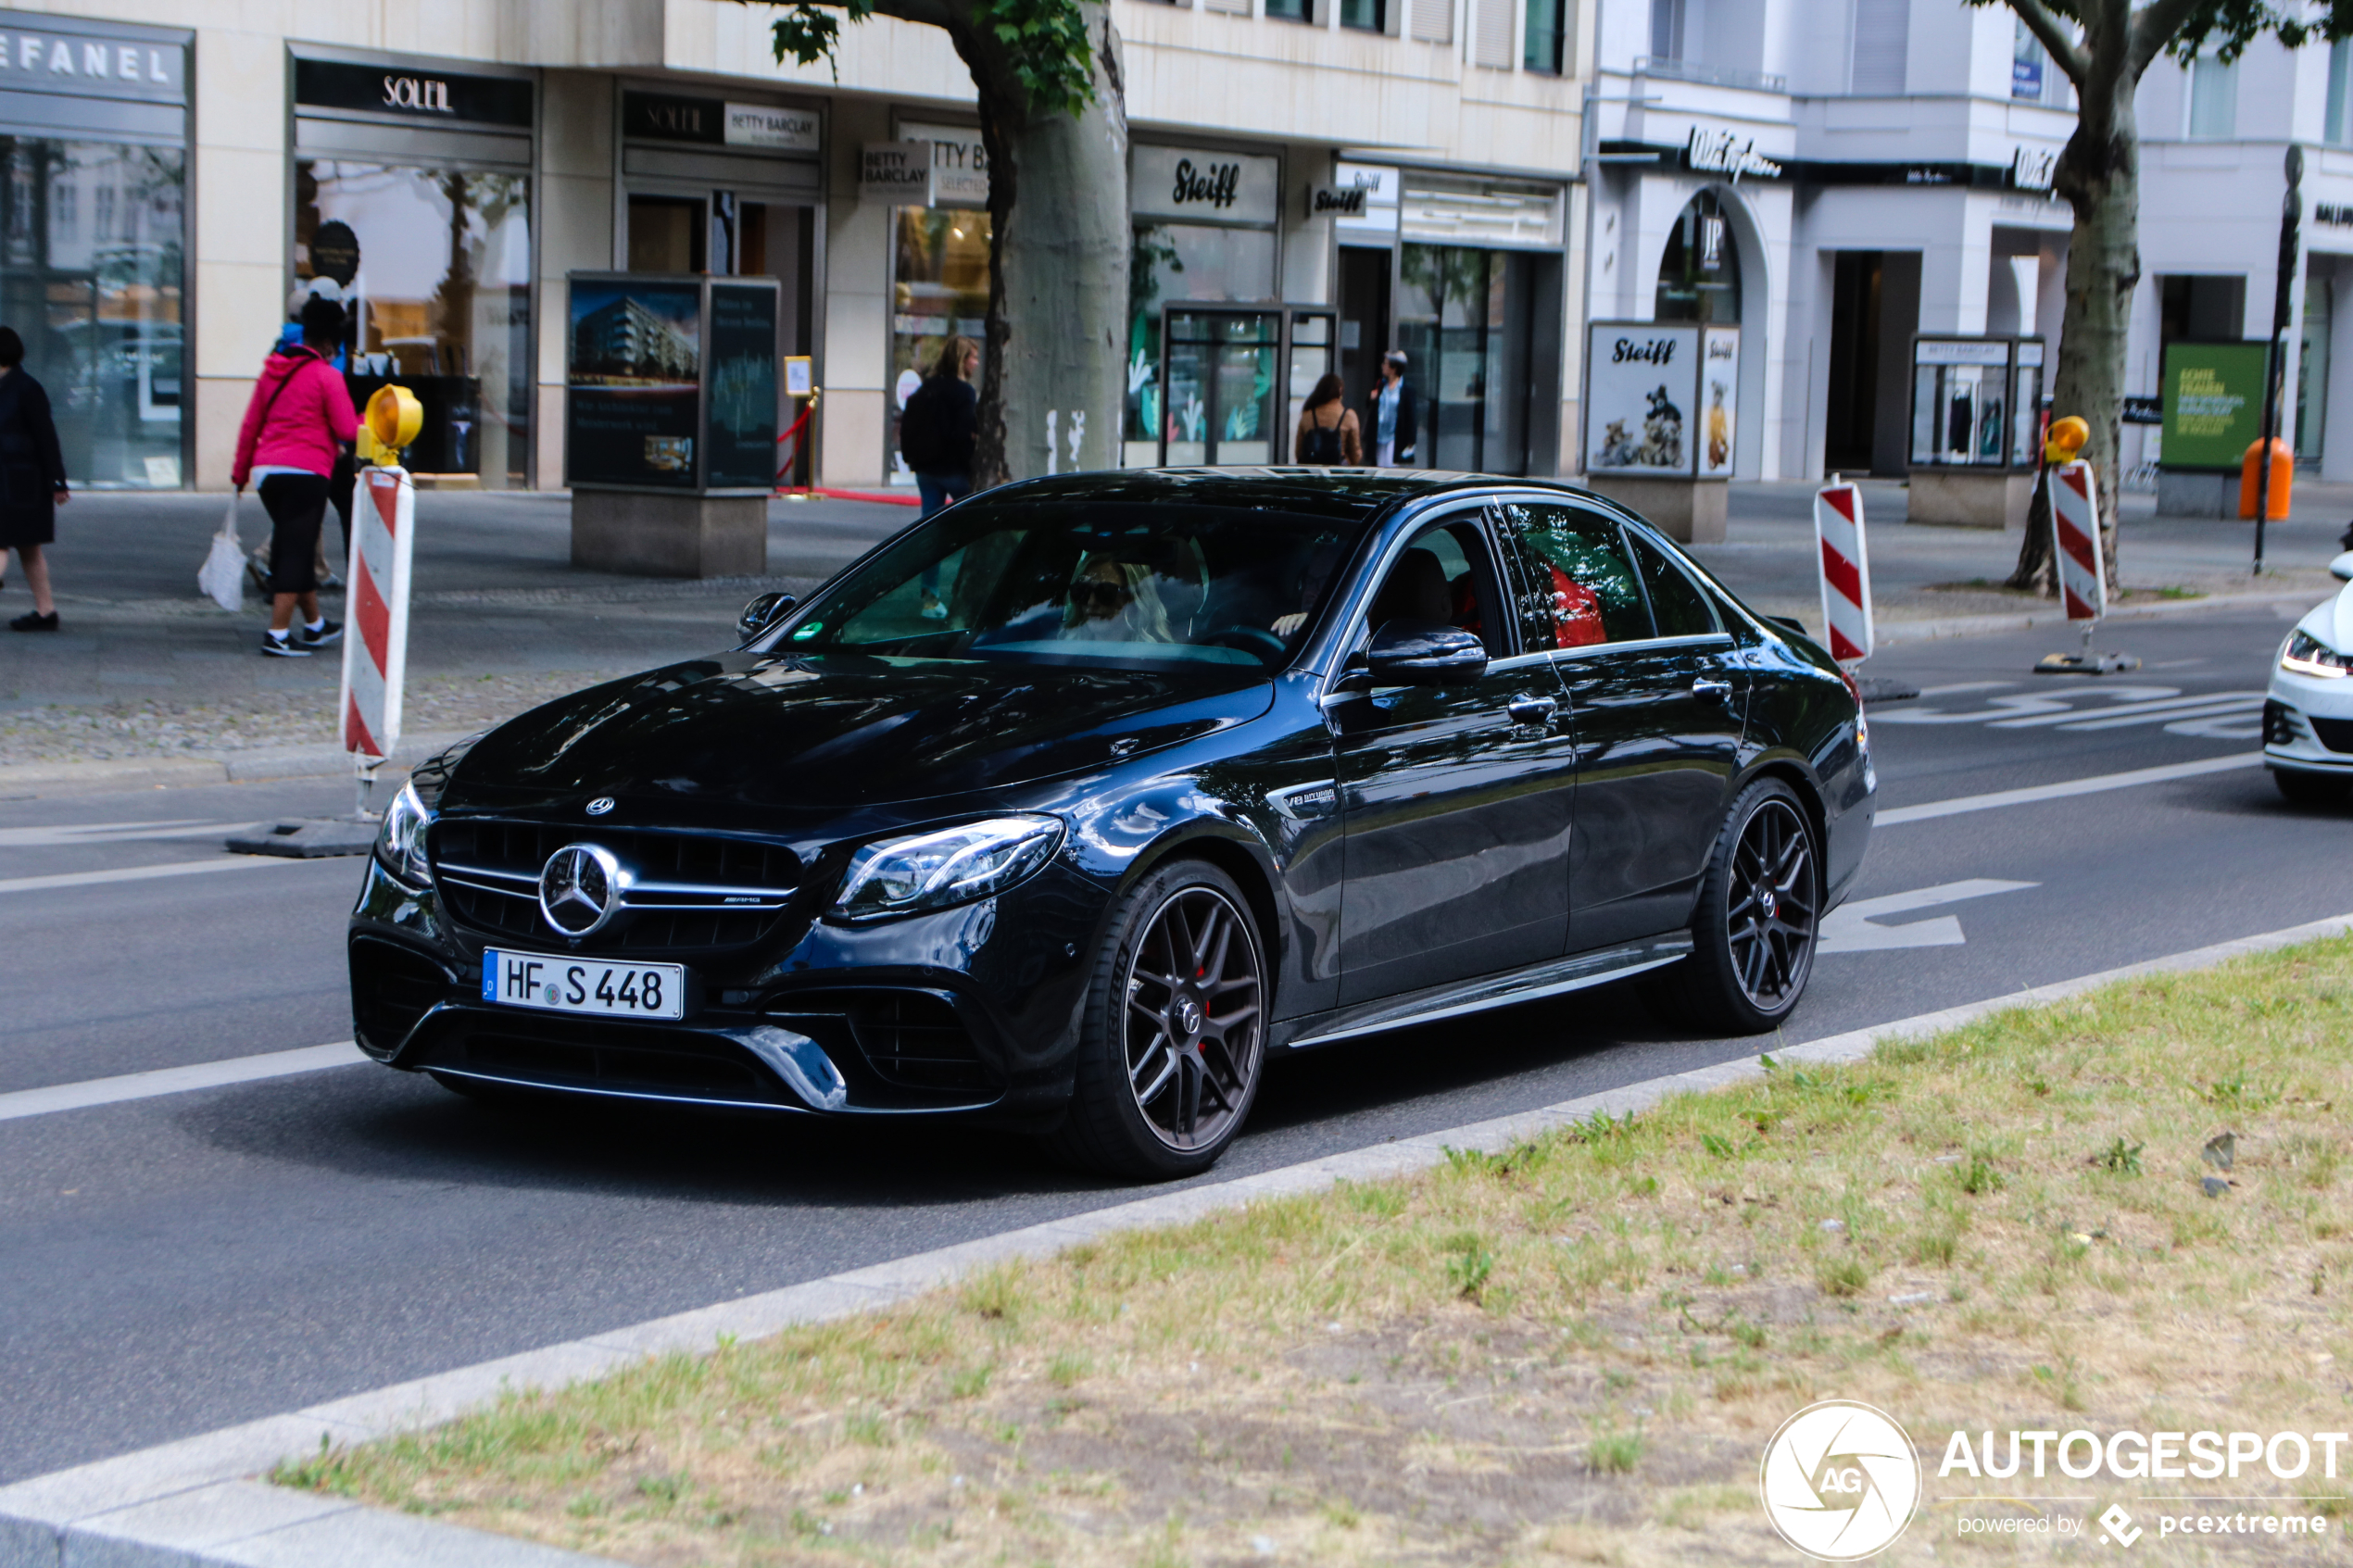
[1507,694,1559,726]
[1692,678,1734,703]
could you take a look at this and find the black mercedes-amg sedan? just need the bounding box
[349,470,1872,1177]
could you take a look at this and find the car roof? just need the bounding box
[982,468,1610,525]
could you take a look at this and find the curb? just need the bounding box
[5,909,2347,1567]
[0,733,469,802]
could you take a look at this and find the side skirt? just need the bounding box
[1275,935,1693,1050]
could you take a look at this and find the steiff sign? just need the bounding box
[1308,183,1369,219]
[1131,145,1279,225]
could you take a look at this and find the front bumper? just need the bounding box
[347,855,1105,1121]
[2262,684,2353,774]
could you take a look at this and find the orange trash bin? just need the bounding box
[2240,437,2293,520]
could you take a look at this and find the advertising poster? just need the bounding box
[567,280,701,489]
[1585,322,1701,476]
[705,282,780,491]
[1698,325,1741,478]
[2160,341,2270,470]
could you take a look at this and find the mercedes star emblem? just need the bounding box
[586,797,616,816]
[538,844,623,936]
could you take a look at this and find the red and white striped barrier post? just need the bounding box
[1814,478,1873,666]
[336,461,416,805]
[2036,458,2138,674]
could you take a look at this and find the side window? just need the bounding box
[1363,519,1509,657]
[1492,502,1653,651]
[1628,532,1722,639]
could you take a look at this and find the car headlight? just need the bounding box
[374,781,434,888]
[831,816,1063,922]
[2282,631,2353,679]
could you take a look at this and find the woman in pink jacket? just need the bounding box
[232,297,359,657]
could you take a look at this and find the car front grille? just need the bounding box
[2310,715,2353,754]
[433,1024,788,1107]
[429,819,803,954]
[349,936,454,1053]
[772,989,993,1098]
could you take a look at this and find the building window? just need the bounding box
[1851,0,1907,94]
[2012,20,2047,102]
[1524,0,1564,72]
[1648,0,1682,61]
[1340,0,1384,31]
[1265,0,1310,20]
[2329,40,2352,145]
[2187,54,2237,139]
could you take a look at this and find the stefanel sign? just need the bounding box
[0,17,184,103]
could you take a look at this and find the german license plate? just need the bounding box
[482,949,686,1021]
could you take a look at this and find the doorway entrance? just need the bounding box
[1823,249,1921,477]
[1337,245,1390,424]
[1395,244,1557,475]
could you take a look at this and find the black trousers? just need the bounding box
[258,472,329,596]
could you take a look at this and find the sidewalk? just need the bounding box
[1,478,2341,781]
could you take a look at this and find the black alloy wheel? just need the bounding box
[1651,777,1821,1035]
[1051,859,1268,1179]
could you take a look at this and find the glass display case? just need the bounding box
[1157,304,1337,466]
[1907,335,2045,471]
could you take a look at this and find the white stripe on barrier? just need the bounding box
[2052,459,2104,622]
[337,464,416,761]
[1813,481,1873,665]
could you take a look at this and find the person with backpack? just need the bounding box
[900,334,978,620]
[232,296,357,657]
[1292,373,1361,466]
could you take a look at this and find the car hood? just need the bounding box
[446,652,1275,810]
[2296,581,2353,652]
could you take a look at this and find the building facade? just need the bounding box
[1579,0,2074,483]
[0,0,1594,495]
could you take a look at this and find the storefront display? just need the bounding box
[1585,321,1700,476]
[0,12,188,487]
[1907,336,2043,470]
[565,273,780,494]
[1127,144,1281,468]
[293,53,534,485]
[887,121,988,483]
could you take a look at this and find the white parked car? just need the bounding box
[2266,550,2353,802]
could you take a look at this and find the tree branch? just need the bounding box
[2128,0,2221,79]
[2008,0,2089,87]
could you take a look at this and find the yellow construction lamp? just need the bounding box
[2044,415,2089,465]
[359,383,422,464]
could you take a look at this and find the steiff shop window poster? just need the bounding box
[1698,326,1741,478]
[1586,323,1702,477]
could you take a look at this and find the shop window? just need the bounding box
[1340,0,1385,31]
[889,207,990,482]
[2187,54,2237,139]
[1396,243,1538,474]
[296,160,531,486]
[1654,190,1742,325]
[1126,221,1277,465]
[1524,0,1565,73]
[628,195,704,273]
[0,139,183,487]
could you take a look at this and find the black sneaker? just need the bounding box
[8,609,57,633]
[299,619,343,649]
[261,632,311,658]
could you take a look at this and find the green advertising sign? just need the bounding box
[2160,341,2270,470]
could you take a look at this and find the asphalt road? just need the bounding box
[3,601,2345,1483]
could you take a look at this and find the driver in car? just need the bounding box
[1061,556,1173,643]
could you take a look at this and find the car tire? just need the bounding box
[1647,777,1821,1035]
[1047,859,1269,1181]
[2274,768,2348,807]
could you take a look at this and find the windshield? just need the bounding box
[769,500,1360,673]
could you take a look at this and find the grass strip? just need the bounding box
[274,939,2353,1563]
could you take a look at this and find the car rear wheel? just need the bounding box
[1648,778,1820,1035]
[1049,859,1268,1181]
[2274,768,2349,807]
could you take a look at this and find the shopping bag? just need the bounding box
[198,493,245,612]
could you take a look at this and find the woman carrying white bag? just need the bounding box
[197,492,245,613]
[228,297,359,657]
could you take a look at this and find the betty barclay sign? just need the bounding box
[1131,145,1280,226]
[1685,127,1781,184]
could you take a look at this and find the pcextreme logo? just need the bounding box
[1759,1400,1922,1560]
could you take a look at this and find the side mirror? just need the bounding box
[2331,552,2353,583]
[1365,619,1488,684]
[737,591,798,643]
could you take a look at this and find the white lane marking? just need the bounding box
[1877,752,2264,825]
[0,858,300,896]
[1994,691,2266,730]
[1818,878,2039,954]
[0,819,260,848]
[1873,684,2185,725]
[0,1041,367,1123]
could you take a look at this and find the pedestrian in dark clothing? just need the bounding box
[1293,372,1362,466]
[900,333,979,619]
[0,327,71,633]
[232,297,358,658]
[1368,349,1418,468]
